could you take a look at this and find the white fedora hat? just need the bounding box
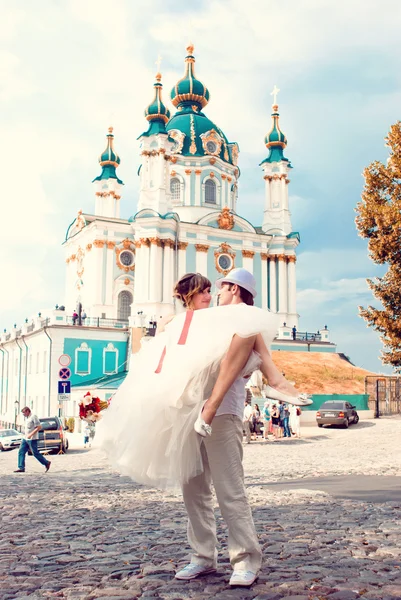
[215,268,257,298]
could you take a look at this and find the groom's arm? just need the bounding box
[201,334,257,425]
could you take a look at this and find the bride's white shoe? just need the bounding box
[264,385,312,406]
[194,407,213,437]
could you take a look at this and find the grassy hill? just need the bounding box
[271,351,375,395]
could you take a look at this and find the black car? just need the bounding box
[316,401,359,428]
[31,417,69,454]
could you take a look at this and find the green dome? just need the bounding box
[93,127,124,184]
[166,106,236,164]
[260,104,291,166]
[99,127,121,166]
[145,73,171,124]
[265,105,287,148]
[170,45,210,110]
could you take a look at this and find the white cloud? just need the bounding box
[0,0,399,375]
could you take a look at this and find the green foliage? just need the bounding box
[355,121,401,369]
[66,417,75,433]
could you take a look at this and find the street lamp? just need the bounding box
[14,400,20,429]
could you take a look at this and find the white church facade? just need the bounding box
[0,45,334,428]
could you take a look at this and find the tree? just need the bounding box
[355,121,401,369]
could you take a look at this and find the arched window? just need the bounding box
[170,177,181,202]
[205,179,216,204]
[118,291,133,321]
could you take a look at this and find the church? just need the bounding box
[0,45,334,429]
[64,45,303,329]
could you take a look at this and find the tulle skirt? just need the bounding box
[96,304,279,489]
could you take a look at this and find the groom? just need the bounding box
[176,268,261,587]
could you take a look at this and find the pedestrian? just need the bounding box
[282,403,292,438]
[84,425,90,448]
[291,405,302,438]
[81,310,87,325]
[262,401,271,440]
[251,403,261,440]
[278,400,285,438]
[88,423,96,447]
[72,311,78,325]
[270,404,280,440]
[14,407,51,473]
[292,325,297,340]
[243,399,253,444]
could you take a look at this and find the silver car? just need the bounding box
[0,428,24,451]
[316,401,359,428]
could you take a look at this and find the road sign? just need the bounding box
[58,381,71,394]
[58,394,71,402]
[59,367,71,380]
[58,354,71,367]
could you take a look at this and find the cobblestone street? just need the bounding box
[1,418,400,600]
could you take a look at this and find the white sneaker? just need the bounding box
[229,570,257,586]
[175,563,216,580]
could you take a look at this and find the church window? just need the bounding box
[75,342,91,376]
[206,141,217,154]
[120,250,134,267]
[103,343,118,375]
[205,179,216,204]
[218,254,233,271]
[170,178,181,202]
[118,291,133,321]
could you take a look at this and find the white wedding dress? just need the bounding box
[96,304,279,489]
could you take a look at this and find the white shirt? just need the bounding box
[243,404,253,421]
[25,413,41,440]
[215,376,247,420]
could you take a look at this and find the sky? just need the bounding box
[1,0,400,373]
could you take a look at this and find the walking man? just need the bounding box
[176,268,262,587]
[14,407,51,473]
[243,399,253,444]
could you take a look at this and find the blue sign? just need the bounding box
[59,367,71,380]
[58,381,71,394]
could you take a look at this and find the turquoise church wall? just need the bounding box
[63,338,128,386]
[186,244,197,273]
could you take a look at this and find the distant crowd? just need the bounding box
[243,399,302,442]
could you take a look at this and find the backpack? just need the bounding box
[296,407,301,416]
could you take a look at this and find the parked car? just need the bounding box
[0,429,24,451]
[316,401,359,428]
[28,417,69,454]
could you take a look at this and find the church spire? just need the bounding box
[260,87,292,235]
[92,127,124,218]
[170,44,210,111]
[93,127,124,184]
[142,68,171,136]
[260,86,291,166]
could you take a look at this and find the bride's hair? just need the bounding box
[174,273,212,309]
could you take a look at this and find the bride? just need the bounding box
[97,271,310,489]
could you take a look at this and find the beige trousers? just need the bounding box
[182,414,262,573]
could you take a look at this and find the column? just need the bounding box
[242,250,255,274]
[287,255,297,315]
[268,255,277,312]
[133,240,142,303]
[277,254,288,315]
[140,238,150,302]
[178,241,188,278]
[185,170,192,206]
[195,170,202,206]
[261,253,268,310]
[162,240,173,303]
[149,238,162,302]
[105,241,115,306]
[264,175,271,208]
[195,244,209,275]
